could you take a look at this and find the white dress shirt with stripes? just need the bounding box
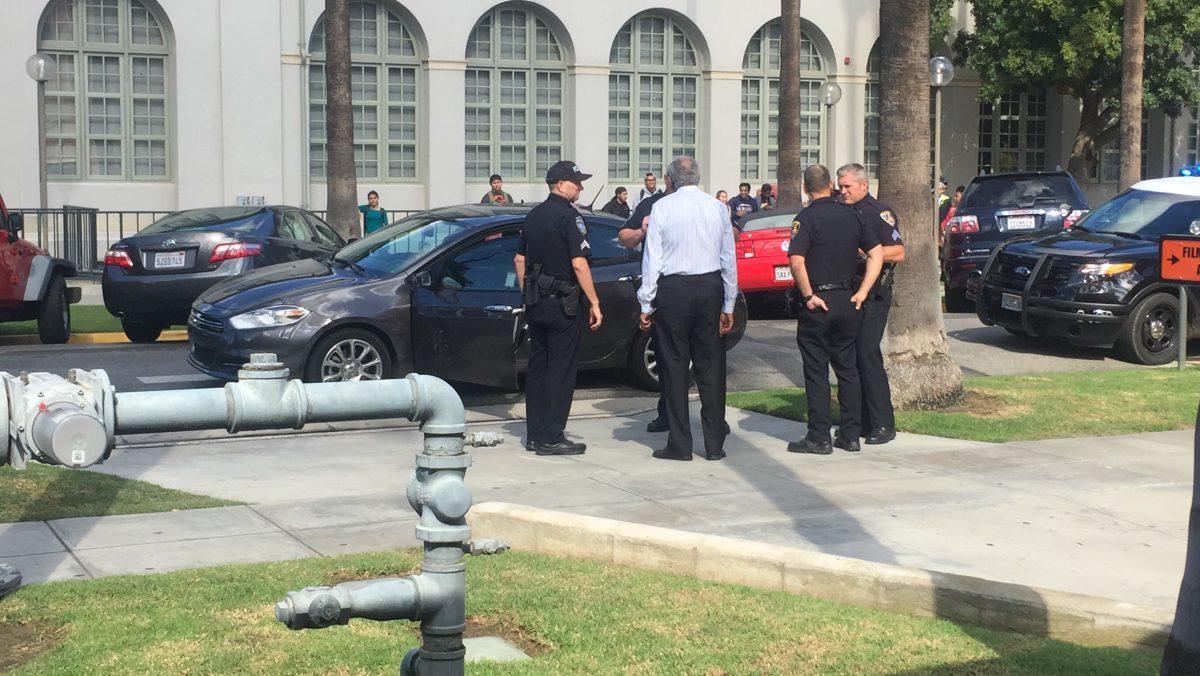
[637,185,739,314]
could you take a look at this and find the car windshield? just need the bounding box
[741,213,795,233]
[337,213,473,274]
[1074,189,1200,238]
[962,176,1078,209]
[141,207,265,233]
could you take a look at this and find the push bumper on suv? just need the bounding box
[974,249,1127,347]
[186,302,315,380]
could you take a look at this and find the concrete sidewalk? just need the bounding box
[1,398,1191,612]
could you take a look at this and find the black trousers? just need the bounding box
[796,288,864,442]
[648,332,668,421]
[525,300,584,445]
[857,285,895,431]
[655,272,726,456]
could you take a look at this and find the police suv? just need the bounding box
[971,176,1200,365]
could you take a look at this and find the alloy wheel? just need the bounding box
[320,338,385,382]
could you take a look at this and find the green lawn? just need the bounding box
[727,368,1200,443]
[0,305,122,336]
[0,464,235,523]
[0,550,1157,675]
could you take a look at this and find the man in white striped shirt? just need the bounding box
[637,156,738,461]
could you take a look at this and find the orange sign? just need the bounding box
[1160,236,1200,284]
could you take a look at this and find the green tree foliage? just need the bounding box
[953,0,1200,179]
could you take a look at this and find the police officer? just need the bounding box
[836,163,905,445]
[513,161,604,455]
[787,164,884,455]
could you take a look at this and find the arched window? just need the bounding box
[309,1,421,182]
[740,21,823,181]
[37,0,172,180]
[464,6,568,181]
[608,13,700,182]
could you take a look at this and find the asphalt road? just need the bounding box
[0,311,1153,399]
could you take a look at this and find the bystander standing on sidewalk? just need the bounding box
[631,172,664,209]
[759,183,776,210]
[729,182,759,222]
[481,174,515,205]
[358,190,389,236]
[601,187,631,218]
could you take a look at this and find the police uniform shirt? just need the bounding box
[518,193,591,280]
[787,197,881,285]
[852,194,903,248]
[621,191,667,231]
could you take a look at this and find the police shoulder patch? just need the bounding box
[791,220,800,237]
[880,210,897,227]
[575,216,587,235]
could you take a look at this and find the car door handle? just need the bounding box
[618,275,641,283]
[485,305,524,315]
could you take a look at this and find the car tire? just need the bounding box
[1115,293,1181,366]
[627,329,661,392]
[36,275,70,345]
[304,328,393,383]
[944,284,974,313]
[122,320,163,344]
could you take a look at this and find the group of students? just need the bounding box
[599,174,780,228]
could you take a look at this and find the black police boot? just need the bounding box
[787,438,833,455]
[651,448,693,461]
[534,440,586,456]
[864,427,897,445]
[646,417,670,433]
[833,437,861,453]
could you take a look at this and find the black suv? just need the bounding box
[971,178,1200,365]
[943,171,1090,311]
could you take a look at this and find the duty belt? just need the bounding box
[814,281,853,292]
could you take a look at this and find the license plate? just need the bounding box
[774,266,792,281]
[1001,293,1022,312]
[155,251,186,269]
[1005,215,1036,230]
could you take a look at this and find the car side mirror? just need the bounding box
[441,277,464,291]
[412,270,433,288]
[6,213,23,239]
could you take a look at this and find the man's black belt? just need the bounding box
[814,281,853,292]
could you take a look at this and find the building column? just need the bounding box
[830,73,866,171]
[704,70,742,196]
[570,65,610,197]
[425,60,466,208]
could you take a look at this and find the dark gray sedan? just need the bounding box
[187,205,748,390]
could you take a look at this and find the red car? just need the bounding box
[0,193,80,343]
[735,211,797,305]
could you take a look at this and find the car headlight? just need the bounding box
[229,305,310,330]
[1064,262,1141,301]
[1078,262,1135,276]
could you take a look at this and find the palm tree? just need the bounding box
[324,0,358,239]
[879,0,964,408]
[1119,0,1146,191]
[776,0,803,210]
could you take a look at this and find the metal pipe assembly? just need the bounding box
[0,353,507,675]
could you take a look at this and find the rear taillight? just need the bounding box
[945,215,980,234]
[209,242,262,263]
[1064,210,1088,229]
[104,250,133,268]
[736,238,754,259]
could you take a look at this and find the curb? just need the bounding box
[0,330,188,346]
[467,502,1173,650]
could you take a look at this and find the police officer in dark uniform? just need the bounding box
[787,164,884,455]
[836,163,906,445]
[513,161,604,455]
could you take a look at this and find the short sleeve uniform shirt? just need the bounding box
[788,197,881,286]
[518,193,590,280]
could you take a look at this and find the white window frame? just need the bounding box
[608,14,701,183]
[309,1,421,183]
[37,0,171,181]
[465,7,567,181]
[740,21,824,182]
[978,88,1048,175]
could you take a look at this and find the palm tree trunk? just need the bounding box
[324,0,358,239]
[1119,0,1146,191]
[776,0,803,210]
[879,0,964,409]
[1162,403,1200,674]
